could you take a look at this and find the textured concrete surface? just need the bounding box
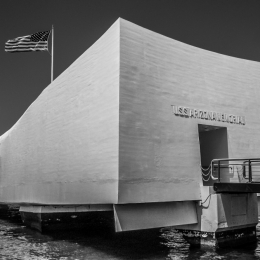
[0,20,120,204]
[118,19,260,203]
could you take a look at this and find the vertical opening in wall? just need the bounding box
[198,124,229,186]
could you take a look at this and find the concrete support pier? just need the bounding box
[180,226,256,247]
[0,204,9,218]
[19,205,114,232]
[176,187,258,248]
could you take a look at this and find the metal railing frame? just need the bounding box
[211,158,260,183]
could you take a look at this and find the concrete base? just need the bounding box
[20,211,114,232]
[19,205,114,232]
[0,204,9,211]
[175,188,258,248]
[0,204,9,218]
[179,226,256,248]
[0,204,20,219]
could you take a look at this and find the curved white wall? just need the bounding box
[0,20,120,205]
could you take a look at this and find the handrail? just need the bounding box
[209,158,260,184]
[212,158,260,162]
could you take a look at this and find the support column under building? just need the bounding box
[176,187,258,248]
[19,205,114,232]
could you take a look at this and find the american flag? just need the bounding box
[5,31,50,53]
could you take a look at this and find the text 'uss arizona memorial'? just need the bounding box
[172,105,245,125]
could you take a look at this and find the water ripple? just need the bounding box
[1,213,260,259]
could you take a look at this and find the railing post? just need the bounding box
[249,160,252,183]
[218,160,220,182]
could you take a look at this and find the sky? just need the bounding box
[1,0,260,136]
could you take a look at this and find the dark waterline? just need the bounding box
[1,211,260,259]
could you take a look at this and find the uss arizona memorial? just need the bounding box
[172,105,246,125]
[1,18,260,247]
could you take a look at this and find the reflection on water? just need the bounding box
[161,228,260,259]
[1,211,260,260]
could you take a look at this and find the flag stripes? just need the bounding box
[5,31,50,53]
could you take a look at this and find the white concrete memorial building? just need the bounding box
[0,18,260,247]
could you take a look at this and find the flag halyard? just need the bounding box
[5,31,50,53]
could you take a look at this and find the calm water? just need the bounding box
[1,210,260,260]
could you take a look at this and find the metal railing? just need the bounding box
[211,158,260,183]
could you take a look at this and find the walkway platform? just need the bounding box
[214,183,260,193]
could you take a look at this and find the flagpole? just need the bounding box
[51,25,54,82]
